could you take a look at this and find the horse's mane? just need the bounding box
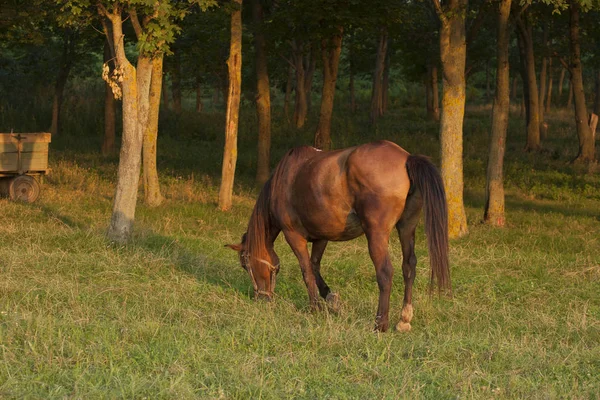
[245,146,316,260]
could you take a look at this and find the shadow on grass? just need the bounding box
[505,195,600,220]
[464,189,599,220]
[133,230,315,311]
[134,231,257,300]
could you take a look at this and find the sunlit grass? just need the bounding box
[1,105,599,398]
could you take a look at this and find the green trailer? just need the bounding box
[0,132,51,203]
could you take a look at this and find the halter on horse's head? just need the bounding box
[226,233,280,299]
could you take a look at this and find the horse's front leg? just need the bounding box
[283,231,321,310]
[365,230,394,332]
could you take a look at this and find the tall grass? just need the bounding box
[1,95,599,398]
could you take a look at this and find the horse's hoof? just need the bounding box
[326,292,340,313]
[395,321,412,332]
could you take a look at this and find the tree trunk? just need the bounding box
[292,39,308,128]
[485,61,491,101]
[370,28,388,124]
[252,0,272,187]
[196,75,203,113]
[510,76,517,101]
[538,28,549,138]
[284,61,293,122]
[103,40,116,155]
[314,28,344,151]
[304,47,316,112]
[432,64,440,121]
[49,36,73,136]
[568,0,595,162]
[567,79,573,108]
[143,56,164,207]
[426,62,440,121]
[162,75,170,111]
[516,17,541,151]
[538,55,547,137]
[484,0,511,227]
[349,56,357,114]
[104,10,150,242]
[425,68,433,118]
[594,70,600,117]
[382,45,391,115]
[435,0,469,238]
[558,67,566,100]
[172,51,182,113]
[218,0,243,211]
[545,58,553,114]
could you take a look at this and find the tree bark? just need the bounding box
[433,0,469,238]
[558,67,565,99]
[485,61,491,101]
[49,35,74,136]
[545,58,553,114]
[370,28,388,124]
[304,47,316,112]
[567,79,573,108]
[425,63,440,121]
[382,45,391,115]
[516,17,541,151]
[484,0,511,227]
[568,0,595,162]
[284,61,293,122]
[172,50,182,113]
[349,40,357,114]
[538,28,549,138]
[594,70,600,117]
[103,8,150,242]
[143,56,164,207]
[252,0,272,187]
[292,39,308,128]
[510,76,517,101]
[314,28,344,151]
[218,0,243,211]
[103,39,116,155]
[431,64,440,122]
[162,75,170,111]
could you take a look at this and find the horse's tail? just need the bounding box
[406,155,451,293]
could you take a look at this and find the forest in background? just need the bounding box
[1,1,600,398]
[1,0,599,242]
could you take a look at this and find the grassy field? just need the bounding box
[1,105,599,398]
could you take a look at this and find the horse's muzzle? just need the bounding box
[254,290,273,301]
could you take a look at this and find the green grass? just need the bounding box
[1,104,599,398]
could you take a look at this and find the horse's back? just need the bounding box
[272,141,412,241]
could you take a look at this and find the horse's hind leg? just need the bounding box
[395,197,422,332]
[364,228,394,332]
[310,240,339,311]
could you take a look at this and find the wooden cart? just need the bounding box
[0,132,51,203]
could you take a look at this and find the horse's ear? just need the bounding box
[225,243,243,252]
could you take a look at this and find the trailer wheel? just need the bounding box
[9,175,40,203]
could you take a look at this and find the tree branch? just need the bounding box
[430,0,445,22]
[553,52,571,73]
[129,9,143,40]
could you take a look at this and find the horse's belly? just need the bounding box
[305,209,364,241]
[335,211,364,241]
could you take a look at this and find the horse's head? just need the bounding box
[226,233,280,300]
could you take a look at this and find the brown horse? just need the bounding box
[226,140,450,332]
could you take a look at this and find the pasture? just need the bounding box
[1,106,599,398]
